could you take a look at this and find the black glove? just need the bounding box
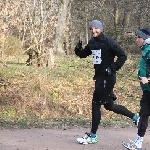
[110,91,117,101]
[110,64,117,73]
[106,67,112,76]
[75,40,82,51]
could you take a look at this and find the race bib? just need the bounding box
[91,49,102,64]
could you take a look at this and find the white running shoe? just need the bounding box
[77,132,98,144]
[122,139,142,150]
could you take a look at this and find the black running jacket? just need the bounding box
[75,33,127,80]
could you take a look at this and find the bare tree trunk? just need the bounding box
[54,0,70,54]
[113,0,119,39]
[62,0,71,55]
[85,4,89,44]
[47,48,55,68]
[0,1,8,61]
[122,0,131,29]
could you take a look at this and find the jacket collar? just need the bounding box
[93,32,104,41]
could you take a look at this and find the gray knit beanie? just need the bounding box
[89,20,103,31]
[135,28,150,39]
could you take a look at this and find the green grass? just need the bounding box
[0,54,142,128]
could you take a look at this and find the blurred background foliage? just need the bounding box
[0,0,148,128]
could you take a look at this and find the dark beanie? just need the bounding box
[89,20,103,31]
[135,28,150,39]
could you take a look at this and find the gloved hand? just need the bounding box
[110,91,117,101]
[106,67,112,76]
[75,40,82,51]
[110,64,117,74]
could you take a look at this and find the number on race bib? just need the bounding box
[91,49,102,64]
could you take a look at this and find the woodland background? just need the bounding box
[0,0,150,128]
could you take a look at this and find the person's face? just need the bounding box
[90,27,101,37]
[135,36,145,47]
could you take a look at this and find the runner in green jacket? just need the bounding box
[122,27,150,150]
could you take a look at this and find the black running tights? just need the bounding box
[91,98,134,134]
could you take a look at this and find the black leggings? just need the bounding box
[91,76,134,134]
[137,114,149,137]
[137,91,150,137]
[91,98,134,134]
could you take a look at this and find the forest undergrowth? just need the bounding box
[0,54,142,128]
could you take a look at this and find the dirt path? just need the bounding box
[0,126,149,150]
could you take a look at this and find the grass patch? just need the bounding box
[0,54,142,128]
